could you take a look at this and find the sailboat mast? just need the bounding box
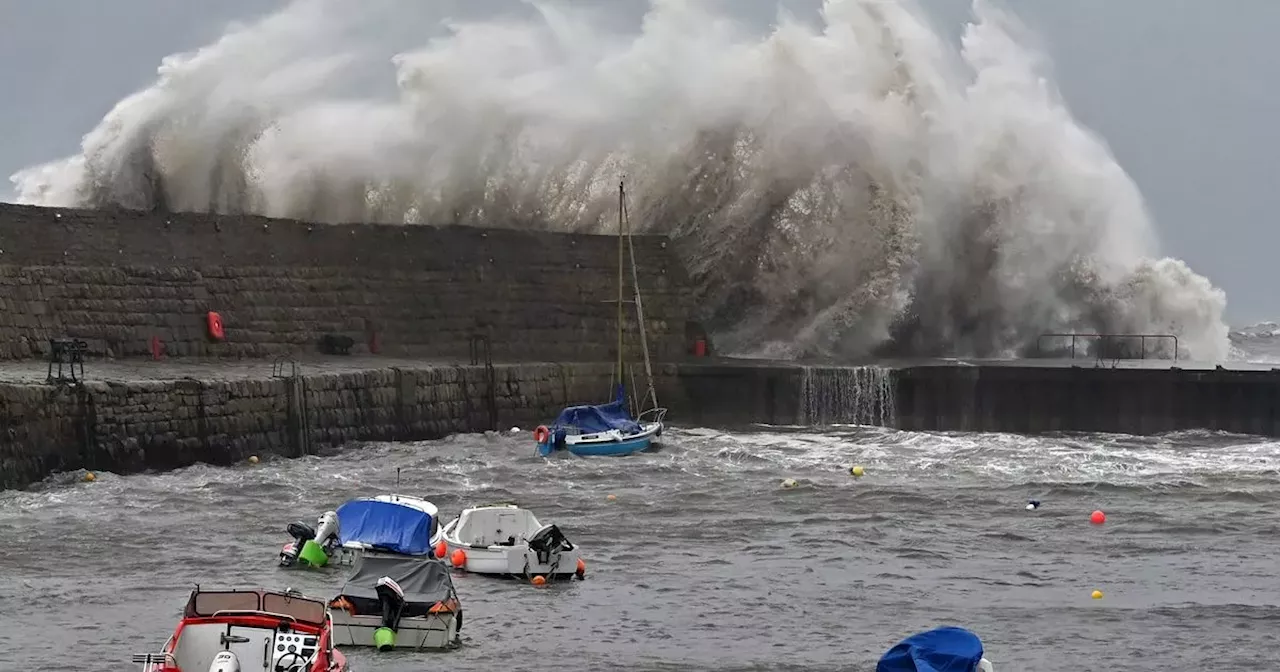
[615,181,625,396]
[622,187,659,412]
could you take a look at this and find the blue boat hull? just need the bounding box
[536,422,662,457]
[568,434,652,456]
[535,383,664,457]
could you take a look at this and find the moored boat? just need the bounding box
[535,386,665,457]
[535,181,667,458]
[440,503,585,580]
[327,554,462,651]
[279,494,444,569]
[131,586,347,672]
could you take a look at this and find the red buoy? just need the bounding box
[1090,510,1106,525]
[206,311,225,341]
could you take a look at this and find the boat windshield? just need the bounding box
[262,593,326,624]
[187,589,327,625]
[191,590,260,616]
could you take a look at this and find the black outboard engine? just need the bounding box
[373,577,406,651]
[527,524,574,565]
[278,521,317,567]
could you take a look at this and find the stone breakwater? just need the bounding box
[8,355,1280,490]
[0,203,695,362]
[0,358,681,490]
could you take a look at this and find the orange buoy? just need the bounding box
[1090,510,1106,525]
[450,548,467,568]
[435,542,447,559]
[575,558,586,579]
[531,575,547,586]
[533,425,550,444]
[206,311,226,341]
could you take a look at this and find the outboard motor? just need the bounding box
[278,521,317,567]
[279,510,340,568]
[527,524,573,565]
[208,651,242,672]
[373,576,406,652]
[314,511,340,551]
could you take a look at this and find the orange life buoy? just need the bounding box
[533,425,550,444]
[206,311,225,341]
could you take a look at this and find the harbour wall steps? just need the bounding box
[5,356,1279,490]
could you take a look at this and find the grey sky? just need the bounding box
[0,0,1275,325]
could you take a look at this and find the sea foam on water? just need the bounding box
[8,0,1230,361]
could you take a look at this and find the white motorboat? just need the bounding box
[279,494,444,569]
[440,504,585,580]
[327,554,462,651]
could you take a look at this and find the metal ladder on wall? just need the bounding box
[272,358,311,457]
[468,334,497,431]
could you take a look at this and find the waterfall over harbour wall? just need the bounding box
[799,366,896,427]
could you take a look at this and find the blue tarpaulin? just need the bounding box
[335,499,435,555]
[552,384,641,435]
[877,627,985,672]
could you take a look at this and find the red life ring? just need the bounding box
[533,425,550,444]
[206,311,226,341]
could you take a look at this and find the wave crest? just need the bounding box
[9,0,1229,360]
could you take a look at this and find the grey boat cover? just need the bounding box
[336,554,456,607]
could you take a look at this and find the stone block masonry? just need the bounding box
[0,358,684,490]
[0,203,695,362]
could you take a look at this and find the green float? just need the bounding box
[298,539,329,567]
[373,626,396,651]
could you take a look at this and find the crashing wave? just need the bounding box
[8,0,1230,361]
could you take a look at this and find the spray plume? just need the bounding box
[9,0,1229,360]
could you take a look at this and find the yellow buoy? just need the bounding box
[83,471,96,483]
[1091,590,1103,600]
[850,465,865,478]
[248,455,259,464]
[781,477,799,489]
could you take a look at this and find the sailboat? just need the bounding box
[534,181,667,457]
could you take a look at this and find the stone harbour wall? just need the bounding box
[0,361,684,490]
[0,203,696,362]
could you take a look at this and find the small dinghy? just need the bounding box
[440,504,586,580]
[877,626,994,672]
[279,494,444,569]
[327,554,462,651]
[131,586,348,672]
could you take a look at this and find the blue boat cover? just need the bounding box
[552,384,641,435]
[877,627,985,672]
[335,499,435,555]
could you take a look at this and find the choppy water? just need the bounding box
[3,426,1280,671]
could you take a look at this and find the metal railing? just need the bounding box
[1035,333,1179,361]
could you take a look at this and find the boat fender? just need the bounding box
[208,651,242,672]
[533,425,550,444]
